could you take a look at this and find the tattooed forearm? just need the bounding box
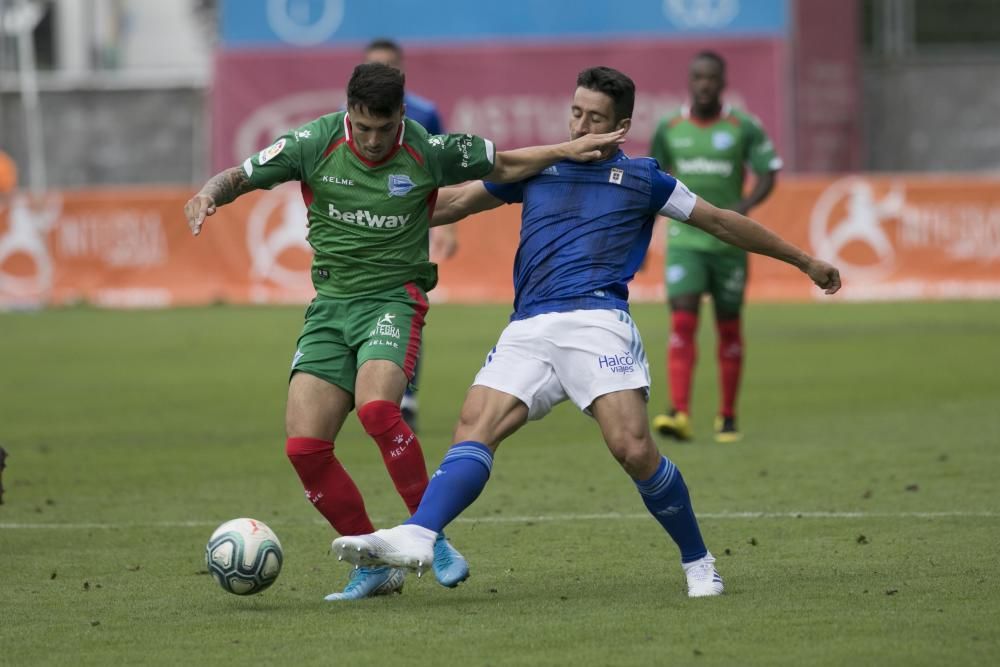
[199,167,257,206]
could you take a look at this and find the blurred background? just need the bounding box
[1,0,998,307]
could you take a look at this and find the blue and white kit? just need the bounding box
[476,151,697,418]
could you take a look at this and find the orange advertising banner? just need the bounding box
[1,176,999,309]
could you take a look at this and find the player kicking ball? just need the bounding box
[333,67,840,597]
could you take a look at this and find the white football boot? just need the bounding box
[333,524,437,576]
[683,552,725,597]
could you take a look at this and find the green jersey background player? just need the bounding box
[649,51,783,443]
[183,63,624,601]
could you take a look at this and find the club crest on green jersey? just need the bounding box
[387,174,415,197]
[712,131,735,150]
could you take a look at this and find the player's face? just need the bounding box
[349,105,404,162]
[569,87,628,141]
[365,48,403,71]
[689,58,725,111]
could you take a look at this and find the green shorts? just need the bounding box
[665,246,748,313]
[290,283,429,396]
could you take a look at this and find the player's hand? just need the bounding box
[564,129,626,162]
[184,193,216,236]
[430,225,458,262]
[805,258,842,294]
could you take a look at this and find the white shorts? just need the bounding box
[472,309,651,421]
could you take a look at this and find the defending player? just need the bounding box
[331,67,840,597]
[183,63,624,600]
[650,51,783,443]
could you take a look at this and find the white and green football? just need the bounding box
[205,518,283,595]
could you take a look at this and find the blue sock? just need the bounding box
[406,441,493,533]
[635,456,708,563]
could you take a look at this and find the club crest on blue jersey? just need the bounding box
[387,174,415,197]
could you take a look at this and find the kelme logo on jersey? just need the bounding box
[598,352,635,375]
[675,157,734,177]
[387,174,415,197]
[328,204,411,229]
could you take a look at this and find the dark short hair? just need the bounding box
[347,63,405,117]
[692,50,726,75]
[365,38,402,56]
[576,66,635,122]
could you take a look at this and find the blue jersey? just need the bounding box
[405,92,443,134]
[484,151,696,320]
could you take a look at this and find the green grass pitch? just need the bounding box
[1,301,998,666]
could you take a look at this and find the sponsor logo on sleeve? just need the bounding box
[459,134,475,168]
[258,138,286,165]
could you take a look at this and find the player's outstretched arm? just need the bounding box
[430,182,505,227]
[486,129,625,183]
[184,166,259,236]
[687,198,842,294]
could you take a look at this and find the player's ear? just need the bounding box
[616,117,632,134]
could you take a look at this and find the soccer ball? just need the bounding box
[205,518,283,595]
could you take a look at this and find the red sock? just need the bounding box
[716,318,743,419]
[668,310,698,414]
[357,400,429,515]
[285,437,375,536]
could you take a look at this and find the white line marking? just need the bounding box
[0,510,996,530]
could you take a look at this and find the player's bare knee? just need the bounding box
[285,400,319,439]
[453,408,497,447]
[607,433,659,478]
[452,391,524,449]
[285,412,319,440]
